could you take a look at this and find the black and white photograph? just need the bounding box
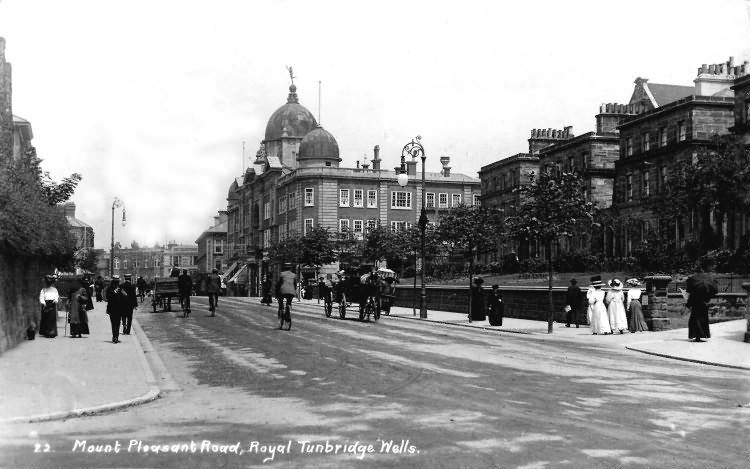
[1,1,749,468]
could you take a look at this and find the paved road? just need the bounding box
[2,296,749,468]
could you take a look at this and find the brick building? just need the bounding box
[224,82,480,296]
[99,246,165,281]
[62,202,94,251]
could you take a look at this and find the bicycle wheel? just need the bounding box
[325,295,332,318]
[278,304,284,330]
[339,293,347,319]
[282,304,292,331]
[373,301,380,321]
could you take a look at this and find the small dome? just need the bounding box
[264,85,318,141]
[298,126,340,161]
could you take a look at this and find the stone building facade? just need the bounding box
[611,59,742,255]
[195,212,228,274]
[224,82,481,296]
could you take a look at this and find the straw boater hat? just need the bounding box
[608,278,623,290]
[626,278,641,287]
[590,275,604,287]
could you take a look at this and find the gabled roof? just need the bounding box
[66,216,92,229]
[647,83,694,106]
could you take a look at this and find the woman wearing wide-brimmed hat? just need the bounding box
[605,278,628,334]
[586,275,611,335]
[38,274,59,338]
[625,278,648,332]
[68,276,91,338]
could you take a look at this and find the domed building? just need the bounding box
[222,80,481,296]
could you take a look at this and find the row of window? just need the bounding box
[264,188,480,221]
[623,166,668,201]
[625,122,687,157]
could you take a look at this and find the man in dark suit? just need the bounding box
[120,274,138,334]
[565,278,583,328]
[105,275,128,343]
[488,284,504,326]
[178,269,193,317]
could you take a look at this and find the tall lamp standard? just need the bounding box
[399,136,428,319]
[110,197,124,278]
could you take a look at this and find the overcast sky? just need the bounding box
[1,0,748,249]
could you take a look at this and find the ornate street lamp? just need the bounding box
[110,197,124,278]
[400,136,428,319]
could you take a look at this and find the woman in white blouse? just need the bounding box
[587,275,611,335]
[39,274,59,338]
[626,278,649,332]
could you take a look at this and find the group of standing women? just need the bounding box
[37,274,92,339]
[587,275,648,335]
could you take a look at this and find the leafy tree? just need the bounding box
[362,223,403,266]
[75,247,100,273]
[301,226,336,269]
[656,140,750,252]
[437,204,504,319]
[334,228,360,266]
[268,232,304,266]
[0,151,79,266]
[504,170,597,333]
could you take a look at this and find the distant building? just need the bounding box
[195,211,228,274]
[161,242,199,278]
[100,246,165,281]
[225,82,480,295]
[62,202,94,250]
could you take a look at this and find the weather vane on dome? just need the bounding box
[286,65,296,86]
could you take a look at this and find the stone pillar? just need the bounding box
[742,282,750,343]
[644,275,672,331]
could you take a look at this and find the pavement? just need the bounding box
[1,295,748,424]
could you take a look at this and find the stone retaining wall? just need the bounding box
[0,254,52,354]
[394,283,747,329]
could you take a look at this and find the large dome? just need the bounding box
[298,126,340,160]
[264,84,318,141]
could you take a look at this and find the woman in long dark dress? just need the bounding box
[469,277,486,321]
[68,277,91,338]
[38,274,59,338]
[687,273,717,342]
[625,278,648,332]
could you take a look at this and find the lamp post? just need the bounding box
[399,136,428,319]
[110,197,124,278]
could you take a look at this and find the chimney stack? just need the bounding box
[372,145,381,170]
[440,154,451,177]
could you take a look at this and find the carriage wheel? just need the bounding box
[339,294,347,319]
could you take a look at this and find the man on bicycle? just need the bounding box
[276,263,297,317]
[318,275,333,312]
[178,269,192,317]
[136,276,147,303]
[206,268,221,316]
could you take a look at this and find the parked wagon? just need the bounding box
[152,277,179,313]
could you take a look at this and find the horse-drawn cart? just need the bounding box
[152,277,179,312]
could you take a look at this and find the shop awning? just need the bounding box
[227,264,248,284]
